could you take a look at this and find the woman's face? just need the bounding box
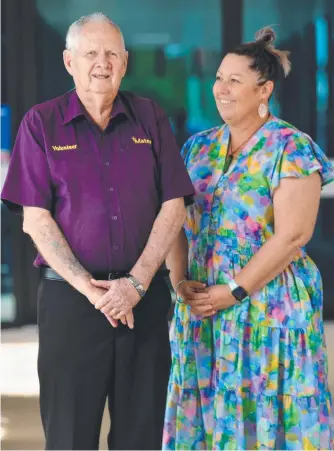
[213,53,272,125]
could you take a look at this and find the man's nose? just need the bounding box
[96,52,109,67]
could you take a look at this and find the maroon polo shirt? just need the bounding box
[1,90,194,273]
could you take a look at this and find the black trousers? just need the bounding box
[37,276,172,450]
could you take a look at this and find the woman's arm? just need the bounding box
[235,172,321,294]
[166,228,211,313]
[165,228,188,291]
[205,172,322,311]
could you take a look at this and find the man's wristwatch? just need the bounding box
[124,273,146,298]
[227,279,249,304]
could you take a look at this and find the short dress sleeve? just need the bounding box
[180,136,196,168]
[271,132,334,192]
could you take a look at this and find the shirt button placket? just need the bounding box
[108,187,121,253]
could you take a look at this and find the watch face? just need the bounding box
[232,286,248,302]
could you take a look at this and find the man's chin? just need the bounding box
[83,80,115,94]
[86,87,116,95]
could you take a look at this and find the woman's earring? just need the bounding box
[258,102,268,118]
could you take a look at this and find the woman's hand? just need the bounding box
[203,285,236,313]
[177,280,216,316]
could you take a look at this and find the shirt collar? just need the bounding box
[110,93,129,120]
[63,89,129,125]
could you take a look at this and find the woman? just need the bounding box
[163,27,334,450]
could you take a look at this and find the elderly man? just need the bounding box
[1,13,194,450]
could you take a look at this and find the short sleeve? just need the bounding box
[180,135,195,166]
[1,109,53,213]
[153,104,194,206]
[271,132,334,192]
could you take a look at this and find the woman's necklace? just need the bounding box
[223,113,272,174]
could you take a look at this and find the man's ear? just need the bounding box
[63,49,74,76]
[122,50,129,78]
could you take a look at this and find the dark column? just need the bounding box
[221,0,243,53]
[2,0,40,325]
[3,0,38,134]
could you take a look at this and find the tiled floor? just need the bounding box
[1,324,334,450]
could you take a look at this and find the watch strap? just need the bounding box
[228,279,248,303]
[228,279,239,292]
[124,273,146,298]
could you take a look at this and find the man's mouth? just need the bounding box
[92,74,110,79]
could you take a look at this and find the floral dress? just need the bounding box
[163,117,334,450]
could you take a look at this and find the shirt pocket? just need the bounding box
[120,125,156,168]
[125,141,155,169]
[120,132,158,186]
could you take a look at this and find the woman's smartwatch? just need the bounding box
[227,279,249,304]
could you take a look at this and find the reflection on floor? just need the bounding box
[1,294,16,323]
[1,397,110,450]
[1,324,334,450]
[1,326,110,450]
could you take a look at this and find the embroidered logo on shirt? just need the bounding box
[52,145,77,151]
[131,137,152,145]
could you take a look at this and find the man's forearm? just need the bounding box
[23,208,91,296]
[130,198,186,289]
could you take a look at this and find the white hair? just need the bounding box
[65,12,125,51]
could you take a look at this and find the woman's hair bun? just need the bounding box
[255,27,276,47]
[254,26,291,77]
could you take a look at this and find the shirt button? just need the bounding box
[112,216,118,220]
[113,245,119,250]
[109,187,114,192]
[105,162,110,166]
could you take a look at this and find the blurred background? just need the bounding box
[1,0,333,449]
